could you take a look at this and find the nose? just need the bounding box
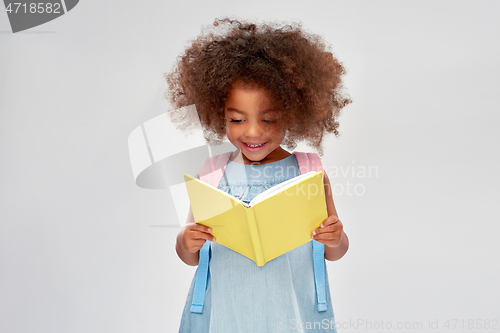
[244,120,264,138]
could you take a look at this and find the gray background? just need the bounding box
[1,0,499,332]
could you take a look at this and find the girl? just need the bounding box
[165,18,350,332]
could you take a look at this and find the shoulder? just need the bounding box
[292,151,321,160]
[198,151,233,180]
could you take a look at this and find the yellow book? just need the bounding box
[183,171,328,266]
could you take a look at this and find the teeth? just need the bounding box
[246,143,264,148]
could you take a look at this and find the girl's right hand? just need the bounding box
[181,223,216,253]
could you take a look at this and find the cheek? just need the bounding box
[225,124,236,140]
[267,123,286,137]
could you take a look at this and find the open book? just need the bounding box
[183,171,328,266]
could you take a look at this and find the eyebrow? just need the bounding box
[226,108,277,114]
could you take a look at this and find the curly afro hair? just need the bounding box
[164,18,351,155]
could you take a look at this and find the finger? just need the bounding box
[186,240,207,253]
[312,222,342,237]
[315,238,342,248]
[319,216,339,228]
[188,223,213,234]
[313,232,341,241]
[188,239,206,248]
[190,230,216,242]
[317,223,342,234]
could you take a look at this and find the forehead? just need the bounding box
[224,85,278,113]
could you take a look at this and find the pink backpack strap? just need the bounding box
[293,152,324,174]
[199,152,232,187]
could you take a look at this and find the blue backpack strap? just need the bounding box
[190,152,231,314]
[190,240,211,313]
[312,240,327,312]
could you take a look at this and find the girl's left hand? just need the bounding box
[311,215,344,248]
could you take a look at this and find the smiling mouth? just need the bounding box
[243,142,266,148]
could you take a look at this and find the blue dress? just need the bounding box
[179,154,337,332]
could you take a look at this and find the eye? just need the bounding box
[230,119,243,123]
[263,119,278,124]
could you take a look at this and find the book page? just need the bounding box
[185,174,247,204]
[252,170,327,264]
[248,171,319,206]
[184,174,249,215]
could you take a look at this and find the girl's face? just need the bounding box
[224,85,289,165]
